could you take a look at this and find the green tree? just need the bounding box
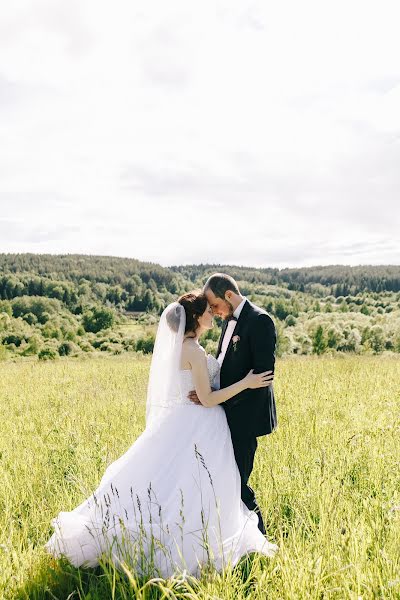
[370,326,385,354]
[360,304,370,315]
[142,289,155,311]
[327,328,339,349]
[82,306,115,333]
[275,300,290,321]
[312,325,327,355]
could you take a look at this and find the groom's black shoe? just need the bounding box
[254,506,266,536]
[242,486,266,535]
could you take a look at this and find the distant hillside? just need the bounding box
[0,254,399,360]
[1,254,399,300]
[0,253,189,312]
[171,263,400,295]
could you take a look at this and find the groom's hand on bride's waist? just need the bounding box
[188,390,202,404]
[188,389,217,405]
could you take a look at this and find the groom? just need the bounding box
[188,272,277,535]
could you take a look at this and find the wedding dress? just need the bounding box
[45,304,278,577]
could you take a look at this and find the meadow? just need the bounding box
[0,355,399,599]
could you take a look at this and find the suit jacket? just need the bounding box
[217,299,277,438]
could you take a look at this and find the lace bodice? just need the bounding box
[178,354,220,406]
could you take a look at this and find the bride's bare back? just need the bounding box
[180,337,204,370]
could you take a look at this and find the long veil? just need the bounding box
[145,302,186,428]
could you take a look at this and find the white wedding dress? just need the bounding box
[45,353,278,577]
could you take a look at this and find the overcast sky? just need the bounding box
[0,0,399,268]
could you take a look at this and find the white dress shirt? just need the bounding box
[217,296,247,367]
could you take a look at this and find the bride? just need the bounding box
[45,291,278,577]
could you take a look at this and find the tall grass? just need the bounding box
[0,355,399,599]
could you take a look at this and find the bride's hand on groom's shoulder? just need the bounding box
[245,369,274,389]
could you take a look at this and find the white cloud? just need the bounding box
[0,0,399,268]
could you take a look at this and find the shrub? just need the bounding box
[285,315,297,327]
[38,348,57,360]
[77,340,94,352]
[108,342,124,355]
[0,312,11,331]
[58,341,75,356]
[22,335,41,356]
[394,332,400,353]
[11,296,61,323]
[337,328,362,353]
[0,300,12,316]
[275,320,290,357]
[39,311,52,324]
[3,334,24,347]
[41,320,62,340]
[135,334,155,354]
[22,312,38,325]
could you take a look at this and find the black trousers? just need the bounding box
[230,434,266,535]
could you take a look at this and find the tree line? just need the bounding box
[0,254,399,360]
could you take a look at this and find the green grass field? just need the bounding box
[0,355,399,599]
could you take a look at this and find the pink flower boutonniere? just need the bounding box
[232,335,240,351]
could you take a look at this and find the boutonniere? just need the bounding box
[232,335,240,351]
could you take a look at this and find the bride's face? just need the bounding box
[197,303,213,331]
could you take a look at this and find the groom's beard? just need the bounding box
[224,299,235,320]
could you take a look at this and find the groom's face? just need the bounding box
[205,289,233,320]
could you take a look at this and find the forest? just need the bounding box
[0,253,399,360]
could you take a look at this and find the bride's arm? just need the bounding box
[187,344,273,408]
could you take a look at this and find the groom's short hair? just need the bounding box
[203,273,240,299]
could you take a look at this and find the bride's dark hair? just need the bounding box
[178,290,208,334]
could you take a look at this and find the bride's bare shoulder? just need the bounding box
[182,339,206,360]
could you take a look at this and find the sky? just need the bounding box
[0,0,399,269]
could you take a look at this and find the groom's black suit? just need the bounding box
[217,299,277,534]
